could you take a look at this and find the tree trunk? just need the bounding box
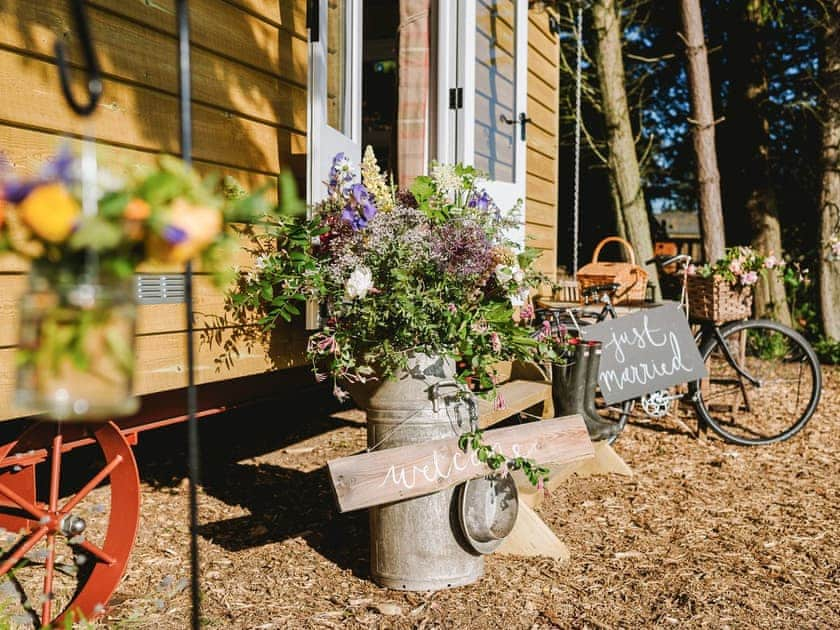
[679,0,725,264]
[725,0,792,325]
[820,1,840,339]
[592,0,658,296]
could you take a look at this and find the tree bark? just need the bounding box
[592,0,659,296]
[679,0,725,263]
[820,1,840,339]
[725,0,792,325]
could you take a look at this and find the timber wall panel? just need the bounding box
[526,11,559,280]
[0,0,309,419]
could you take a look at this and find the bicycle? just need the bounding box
[536,254,822,446]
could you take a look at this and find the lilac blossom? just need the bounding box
[431,219,492,278]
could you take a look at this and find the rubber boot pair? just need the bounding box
[551,341,619,442]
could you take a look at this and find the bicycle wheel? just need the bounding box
[693,319,821,445]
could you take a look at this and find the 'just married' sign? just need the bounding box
[581,302,707,405]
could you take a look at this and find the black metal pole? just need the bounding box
[176,2,201,629]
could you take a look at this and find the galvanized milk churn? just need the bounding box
[351,353,483,590]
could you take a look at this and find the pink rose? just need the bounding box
[740,270,759,286]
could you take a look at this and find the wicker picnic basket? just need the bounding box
[686,275,753,323]
[576,236,648,304]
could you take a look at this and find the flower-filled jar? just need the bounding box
[15,265,138,421]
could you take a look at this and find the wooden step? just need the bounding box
[477,379,551,429]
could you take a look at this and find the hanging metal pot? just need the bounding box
[15,265,138,421]
[458,473,520,554]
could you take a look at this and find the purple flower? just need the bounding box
[468,190,492,212]
[162,224,189,244]
[432,220,493,278]
[1,145,77,203]
[340,183,378,231]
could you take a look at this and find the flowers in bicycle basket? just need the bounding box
[690,246,785,287]
[228,146,550,399]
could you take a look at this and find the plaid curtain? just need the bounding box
[397,0,431,187]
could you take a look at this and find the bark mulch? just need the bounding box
[98,367,839,629]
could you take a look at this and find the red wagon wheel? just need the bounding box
[0,421,140,627]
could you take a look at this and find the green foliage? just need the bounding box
[458,429,550,487]
[230,151,548,401]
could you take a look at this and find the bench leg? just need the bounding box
[494,502,570,562]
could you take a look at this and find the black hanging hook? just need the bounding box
[54,0,103,116]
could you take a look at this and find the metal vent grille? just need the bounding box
[136,275,187,305]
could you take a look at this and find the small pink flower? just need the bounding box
[729,259,742,274]
[314,371,328,382]
[490,331,502,353]
[494,392,506,411]
[333,385,350,402]
[447,303,458,313]
[740,270,759,285]
[686,264,697,276]
[764,255,778,269]
[520,304,534,321]
[537,478,544,491]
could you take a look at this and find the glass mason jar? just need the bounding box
[15,265,139,421]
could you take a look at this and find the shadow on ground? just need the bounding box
[129,387,371,578]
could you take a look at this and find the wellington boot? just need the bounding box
[582,341,620,442]
[551,342,587,417]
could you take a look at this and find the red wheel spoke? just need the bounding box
[77,539,116,566]
[42,533,56,623]
[59,455,124,517]
[49,433,64,513]
[0,481,48,521]
[0,525,48,575]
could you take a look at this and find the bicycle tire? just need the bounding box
[692,319,821,445]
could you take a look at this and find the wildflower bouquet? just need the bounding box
[691,245,784,287]
[0,147,272,419]
[231,148,547,400]
[0,148,270,283]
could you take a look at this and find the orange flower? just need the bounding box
[18,183,80,243]
[148,198,222,264]
[0,198,6,229]
[123,198,151,221]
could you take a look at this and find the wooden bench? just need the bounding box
[479,362,633,562]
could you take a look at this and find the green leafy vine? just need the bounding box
[457,429,550,487]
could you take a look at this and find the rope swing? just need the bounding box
[572,2,584,276]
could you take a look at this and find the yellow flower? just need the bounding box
[18,183,80,243]
[148,198,222,264]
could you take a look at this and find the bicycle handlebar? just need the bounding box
[645,254,692,268]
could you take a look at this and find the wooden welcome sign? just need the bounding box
[328,415,594,512]
[581,302,708,405]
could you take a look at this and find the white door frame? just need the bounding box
[308,0,363,206]
[435,0,528,248]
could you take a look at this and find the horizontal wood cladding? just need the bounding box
[0,49,303,174]
[0,331,308,421]
[0,2,307,130]
[0,0,309,418]
[0,126,281,197]
[525,12,559,283]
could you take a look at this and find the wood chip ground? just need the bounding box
[93,368,839,629]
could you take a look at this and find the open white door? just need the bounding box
[436,0,528,247]
[308,0,363,205]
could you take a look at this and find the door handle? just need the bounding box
[500,113,532,141]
